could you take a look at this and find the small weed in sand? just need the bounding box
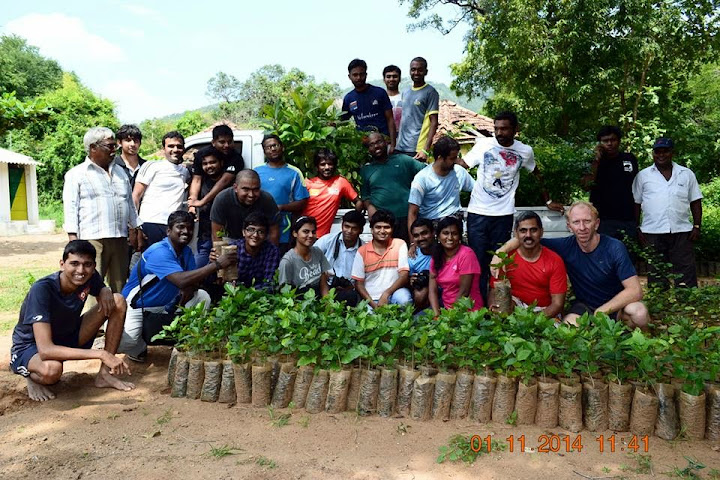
[256,456,277,469]
[505,410,517,426]
[396,422,411,436]
[156,408,173,425]
[267,406,291,427]
[208,445,240,459]
[667,456,706,479]
[298,415,310,428]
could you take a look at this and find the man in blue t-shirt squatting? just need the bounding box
[9,240,134,401]
[493,201,649,330]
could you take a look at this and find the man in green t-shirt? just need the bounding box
[360,132,425,242]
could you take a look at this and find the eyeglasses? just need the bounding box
[263,143,281,150]
[244,227,267,236]
[95,142,117,151]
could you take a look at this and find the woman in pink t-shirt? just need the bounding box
[429,216,484,317]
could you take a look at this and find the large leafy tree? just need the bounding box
[8,73,118,203]
[207,65,341,125]
[401,0,720,138]
[0,35,63,100]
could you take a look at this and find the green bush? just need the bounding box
[515,136,590,206]
[693,204,720,261]
[157,284,720,395]
[259,87,368,188]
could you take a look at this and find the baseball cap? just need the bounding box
[652,137,674,150]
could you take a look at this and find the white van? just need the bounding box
[183,129,267,170]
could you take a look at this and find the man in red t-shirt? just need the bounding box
[303,148,363,237]
[490,211,567,318]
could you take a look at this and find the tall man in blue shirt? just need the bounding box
[255,135,309,253]
[342,58,396,151]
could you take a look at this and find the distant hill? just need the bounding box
[359,79,489,113]
[144,80,489,124]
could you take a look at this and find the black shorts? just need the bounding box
[568,301,618,320]
[10,332,93,378]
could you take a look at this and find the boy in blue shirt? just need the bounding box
[10,240,133,401]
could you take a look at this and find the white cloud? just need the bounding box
[117,27,145,39]
[3,13,127,65]
[120,4,168,26]
[122,4,157,17]
[102,79,181,123]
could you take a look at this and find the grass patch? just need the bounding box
[255,456,277,469]
[267,406,291,427]
[0,268,54,327]
[39,200,63,229]
[156,408,173,425]
[208,444,240,458]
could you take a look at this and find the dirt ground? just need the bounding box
[0,234,718,480]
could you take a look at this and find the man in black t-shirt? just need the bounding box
[188,124,244,216]
[192,146,224,267]
[582,125,638,242]
[9,240,134,401]
[210,169,280,242]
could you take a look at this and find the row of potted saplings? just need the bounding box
[165,350,720,441]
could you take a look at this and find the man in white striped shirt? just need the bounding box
[63,127,139,293]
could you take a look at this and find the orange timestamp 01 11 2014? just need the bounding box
[469,434,650,454]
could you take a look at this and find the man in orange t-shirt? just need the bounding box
[303,148,363,237]
[490,211,567,318]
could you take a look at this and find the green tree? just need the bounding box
[175,110,211,138]
[207,65,342,125]
[0,91,51,135]
[0,35,63,100]
[260,87,367,185]
[401,0,720,138]
[137,117,175,157]
[8,73,118,203]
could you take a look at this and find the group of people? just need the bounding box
[9,57,704,402]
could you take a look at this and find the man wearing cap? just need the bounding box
[633,137,703,287]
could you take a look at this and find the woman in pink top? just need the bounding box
[429,216,484,317]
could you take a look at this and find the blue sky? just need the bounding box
[1,1,469,123]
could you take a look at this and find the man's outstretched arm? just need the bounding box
[594,276,643,316]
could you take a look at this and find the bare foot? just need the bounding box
[26,378,56,402]
[95,368,135,391]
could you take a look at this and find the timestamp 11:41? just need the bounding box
[596,434,650,453]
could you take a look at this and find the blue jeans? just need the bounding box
[467,213,514,304]
[195,238,212,268]
[369,287,412,309]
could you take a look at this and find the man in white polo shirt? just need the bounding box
[133,131,191,251]
[633,137,703,287]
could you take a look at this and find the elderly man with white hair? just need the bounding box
[63,126,139,293]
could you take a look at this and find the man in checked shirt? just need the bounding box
[211,212,280,291]
[63,126,139,294]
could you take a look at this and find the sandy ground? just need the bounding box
[0,234,718,480]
